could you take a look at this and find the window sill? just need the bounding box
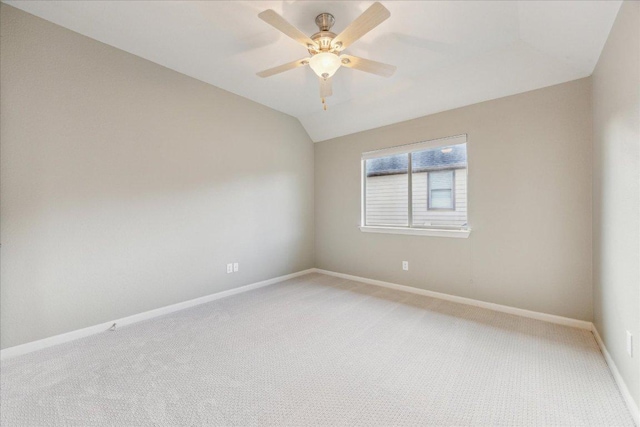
[359,226,471,238]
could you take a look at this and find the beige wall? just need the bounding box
[315,78,593,321]
[592,0,640,408]
[0,5,315,349]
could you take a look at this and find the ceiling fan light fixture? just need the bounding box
[309,52,341,79]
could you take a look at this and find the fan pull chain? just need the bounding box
[321,97,327,110]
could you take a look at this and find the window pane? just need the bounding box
[430,188,453,209]
[429,170,454,209]
[429,170,454,190]
[365,154,408,226]
[411,143,468,228]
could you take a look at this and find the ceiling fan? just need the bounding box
[256,2,396,110]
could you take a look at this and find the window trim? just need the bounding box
[427,169,455,211]
[361,134,470,237]
[359,225,471,238]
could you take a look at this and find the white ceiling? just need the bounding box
[5,1,621,142]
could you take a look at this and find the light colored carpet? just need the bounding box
[1,273,634,426]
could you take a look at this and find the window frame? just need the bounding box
[360,134,470,238]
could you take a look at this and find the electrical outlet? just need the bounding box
[402,261,409,271]
[627,331,633,357]
[233,262,239,272]
[226,263,233,274]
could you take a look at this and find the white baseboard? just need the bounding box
[0,268,315,361]
[312,269,593,330]
[592,326,640,426]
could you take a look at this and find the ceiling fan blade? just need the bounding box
[331,2,390,50]
[319,77,333,98]
[258,10,317,49]
[257,58,309,78]
[340,55,396,77]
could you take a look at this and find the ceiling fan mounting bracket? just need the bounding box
[315,13,335,32]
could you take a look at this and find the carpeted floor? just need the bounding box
[1,273,635,426]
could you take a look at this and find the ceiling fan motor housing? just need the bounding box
[311,13,338,53]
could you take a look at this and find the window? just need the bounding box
[361,135,469,237]
[428,170,455,210]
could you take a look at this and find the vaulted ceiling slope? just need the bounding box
[5,1,621,142]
